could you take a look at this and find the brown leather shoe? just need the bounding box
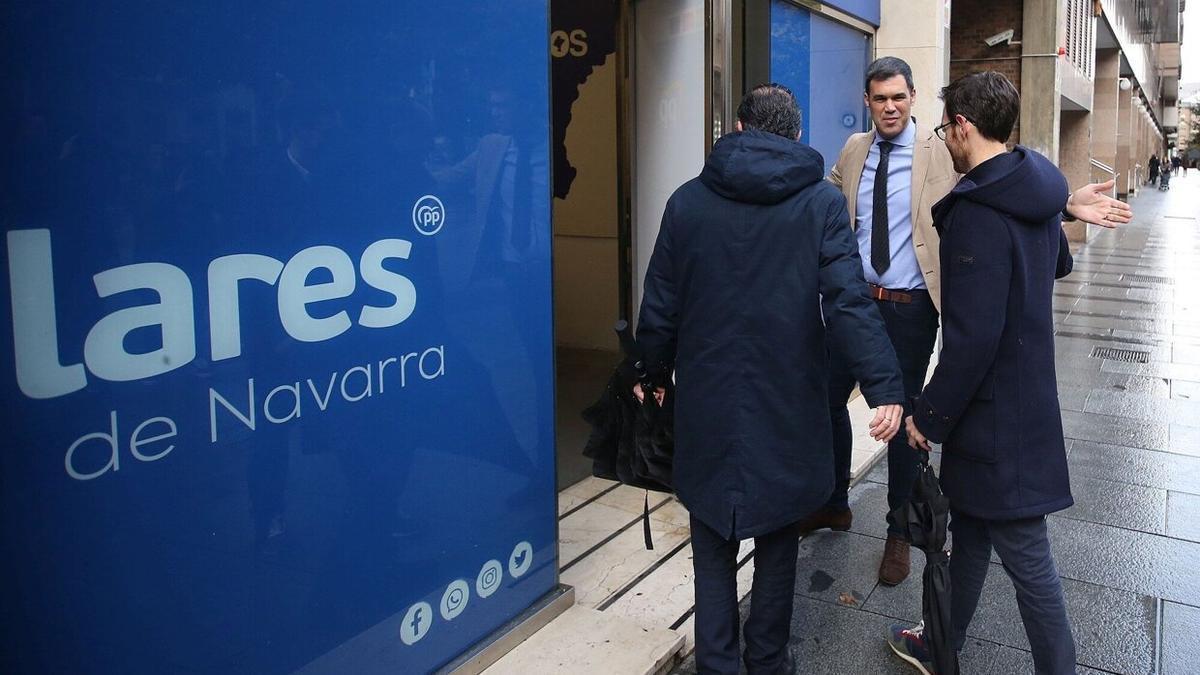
[796,505,852,534]
[878,535,911,586]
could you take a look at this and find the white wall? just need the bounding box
[876,0,952,127]
[632,0,707,316]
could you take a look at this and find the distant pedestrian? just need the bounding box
[1172,155,1182,175]
[1149,154,1160,184]
[636,83,906,675]
[887,71,1079,675]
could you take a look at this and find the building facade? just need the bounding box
[1181,92,1200,162]
[0,1,1185,673]
[880,0,1184,240]
[1,1,890,672]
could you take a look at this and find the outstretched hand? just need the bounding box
[868,404,904,443]
[1066,180,1132,228]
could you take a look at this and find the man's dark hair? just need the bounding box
[939,71,1021,143]
[864,56,914,93]
[736,83,802,140]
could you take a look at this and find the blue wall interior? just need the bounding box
[770,5,815,144]
[0,2,556,673]
[770,0,872,171]
[824,0,881,26]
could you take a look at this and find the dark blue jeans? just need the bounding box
[690,515,799,675]
[949,511,1077,675]
[826,291,939,533]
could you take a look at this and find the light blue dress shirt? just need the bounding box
[854,121,925,290]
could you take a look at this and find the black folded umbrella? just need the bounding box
[581,321,674,548]
[887,452,959,675]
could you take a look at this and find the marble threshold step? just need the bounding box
[484,354,938,674]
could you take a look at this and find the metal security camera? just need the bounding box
[984,29,1016,47]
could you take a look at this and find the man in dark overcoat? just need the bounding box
[636,84,906,675]
[891,72,1079,675]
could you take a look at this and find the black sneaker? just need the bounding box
[887,622,934,675]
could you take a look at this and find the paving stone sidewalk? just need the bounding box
[675,171,1200,675]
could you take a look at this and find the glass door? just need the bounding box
[628,0,729,313]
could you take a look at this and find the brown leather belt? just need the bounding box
[868,283,914,304]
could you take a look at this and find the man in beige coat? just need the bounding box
[798,57,1132,586]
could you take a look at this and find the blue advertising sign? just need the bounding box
[0,2,556,673]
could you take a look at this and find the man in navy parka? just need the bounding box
[892,72,1079,675]
[636,84,905,674]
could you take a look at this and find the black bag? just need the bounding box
[581,321,675,547]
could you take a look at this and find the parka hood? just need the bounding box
[700,129,826,205]
[939,145,1069,224]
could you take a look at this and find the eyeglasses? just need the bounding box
[934,117,973,140]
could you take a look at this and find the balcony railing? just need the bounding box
[1090,158,1118,197]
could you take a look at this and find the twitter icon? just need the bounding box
[508,541,533,578]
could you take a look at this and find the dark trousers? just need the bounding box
[690,515,799,675]
[949,511,1077,675]
[826,291,939,533]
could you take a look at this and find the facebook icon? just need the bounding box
[400,601,434,646]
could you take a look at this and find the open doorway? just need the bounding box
[550,0,716,490]
[550,0,624,489]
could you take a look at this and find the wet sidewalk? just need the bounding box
[676,170,1200,674]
